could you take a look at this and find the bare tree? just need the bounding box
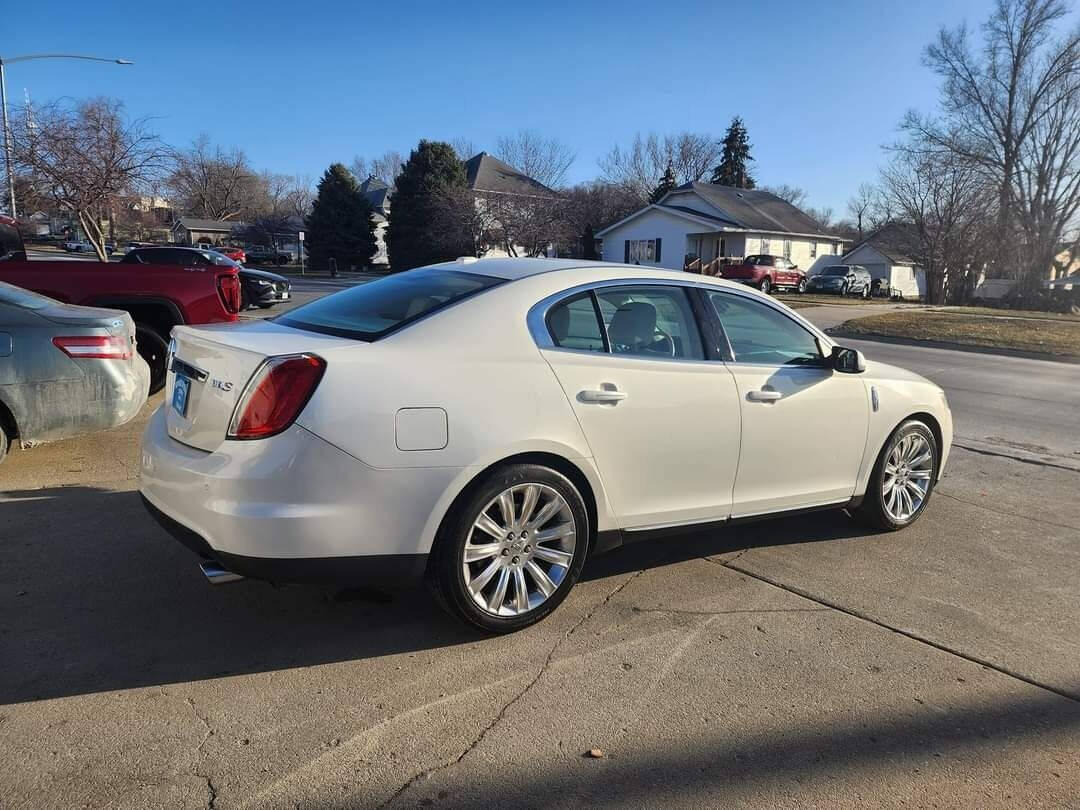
[449,137,477,162]
[494,130,576,189]
[9,97,168,261]
[167,135,261,221]
[805,206,835,229]
[351,151,403,186]
[760,184,808,207]
[599,132,721,202]
[847,182,880,240]
[906,0,1080,287]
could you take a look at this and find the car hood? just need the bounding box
[863,358,936,387]
[239,267,289,283]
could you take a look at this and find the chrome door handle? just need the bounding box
[747,389,782,402]
[579,387,628,404]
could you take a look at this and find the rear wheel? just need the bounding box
[0,422,9,465]
[136,325,169,394]
[861,285,871,300]
[855,420,938,531]
[797,277,807,294]
[759,277,772,295]
[428,463,589,633]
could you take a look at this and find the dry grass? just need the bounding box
[838,311,1080,359]
[926,306,1080,322]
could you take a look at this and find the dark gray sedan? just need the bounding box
[0,281,150,463]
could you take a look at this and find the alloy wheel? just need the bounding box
[462,483,577,617]
[881,433,934,522]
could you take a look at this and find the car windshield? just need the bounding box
[822,267,850,276]
[277,268,505,340]
[743,255,773,266]
[0,280,54,310]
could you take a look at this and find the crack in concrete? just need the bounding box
[951,441,1080,473]
[710,556,1080,704]
[935,489,1080,532]
[378,568,648,808]
[186,698,217,808]
[632,605,830,617]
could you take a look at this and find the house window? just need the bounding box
[810,242,817,259]
[761,238,771,254]
[625,239,662,264]
[783,240,792,260]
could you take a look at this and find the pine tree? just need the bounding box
[649,162,677,203]
[582,223,597,260]
[386,140,470,270]
[304,163,377,271]
[710,117,755,188]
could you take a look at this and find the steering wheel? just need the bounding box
[649,327,677,357]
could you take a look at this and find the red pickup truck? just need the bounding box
[0,217,241,392]
[720,254,807,294]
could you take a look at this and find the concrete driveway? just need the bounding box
[1,293,1078,808]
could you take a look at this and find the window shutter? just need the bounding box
[624,240,630,263]
[655,238,662,262]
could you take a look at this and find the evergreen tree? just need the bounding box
[581,223,597,260]
[304,163,377,271]
[649,162,677,203]
[710,117,755,188]
[386,140,470,270]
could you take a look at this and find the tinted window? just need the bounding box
[744,255,775,266]
[0,222,24,260]
[822,266,850,276]
[546,293,605,352]
[594,286,705,360]
[707,292,822,366]
[277,268,503,340]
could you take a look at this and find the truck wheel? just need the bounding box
[0,423,9,465]
[136,325,169,394]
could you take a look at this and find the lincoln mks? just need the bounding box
[140,258,951,632]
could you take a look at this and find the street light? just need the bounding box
[0,54,134,218]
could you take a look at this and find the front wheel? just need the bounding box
[759,277,772,295]
[796,278,807,294]
[428,464,589,633]
[855,420,938,531]
[861,285,871,300]
[136,325,169,395]
[0,422,9,465]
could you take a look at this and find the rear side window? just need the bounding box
[277,268,504,340]
[595,286,705,360]
[546,293,606,353]
[0,222,24,260]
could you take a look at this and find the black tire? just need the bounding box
[759,277,772,295]
[136,325,169,395]
[428,463,590,633]
[840,282,849,297]
[855,419,939,531]
[257,302,275,309]
[797,278,807,294]
[861,285,871,300]
[0,422,9,465]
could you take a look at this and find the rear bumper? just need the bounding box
[7,356,150,445]
[138,405,461,585]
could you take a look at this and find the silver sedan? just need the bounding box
[0,281,150,464]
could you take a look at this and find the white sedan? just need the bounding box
[140,258,952,632]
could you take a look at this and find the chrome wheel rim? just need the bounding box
[463,484,577,617]
[882,433,934,522]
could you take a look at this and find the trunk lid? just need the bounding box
[165,319,356,452]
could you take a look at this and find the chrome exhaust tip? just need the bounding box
[199,559,244,585]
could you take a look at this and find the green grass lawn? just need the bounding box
[837,311,1080,359]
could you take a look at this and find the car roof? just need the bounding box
[429,256,714,282]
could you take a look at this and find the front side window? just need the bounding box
[278,268,503,340]
[594,286,705,360]
[707,292,823,366]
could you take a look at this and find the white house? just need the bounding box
[360,176,392,267]
[841,222,926,300]
[596,182,846,271]
[464,152,557,259]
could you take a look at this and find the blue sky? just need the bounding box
[6,0,1002,214]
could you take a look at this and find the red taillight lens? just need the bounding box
[227,354,325,440]
[217,273,242,314]
[53,335,132,359]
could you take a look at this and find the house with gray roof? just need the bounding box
[463,153,558,258]
[171,216,247,246]
[595,182,846,271]
[841,222,926,299]
[360,176,392,266]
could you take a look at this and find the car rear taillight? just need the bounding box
[53,335,132,360]
[227,354,326,440]
[217,273,242,314]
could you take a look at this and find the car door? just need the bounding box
[538,284,742,529]
[704,290,869,517]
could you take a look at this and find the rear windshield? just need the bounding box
[0,280,54,310]
[277,268,504,340]
[743,255,774,266]
[822,266,850,276]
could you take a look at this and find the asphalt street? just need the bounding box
[1,283,1078,808]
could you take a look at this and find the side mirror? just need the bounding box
[830,345,866,374]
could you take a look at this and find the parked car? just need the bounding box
[140,257,953,633]
[0,281,149,464]
[245,245,292,266]
[807,264,873,298]
[214,245,246,264]
[122,247,291,310]
[0,217,242,393]
[719,254,806,294]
